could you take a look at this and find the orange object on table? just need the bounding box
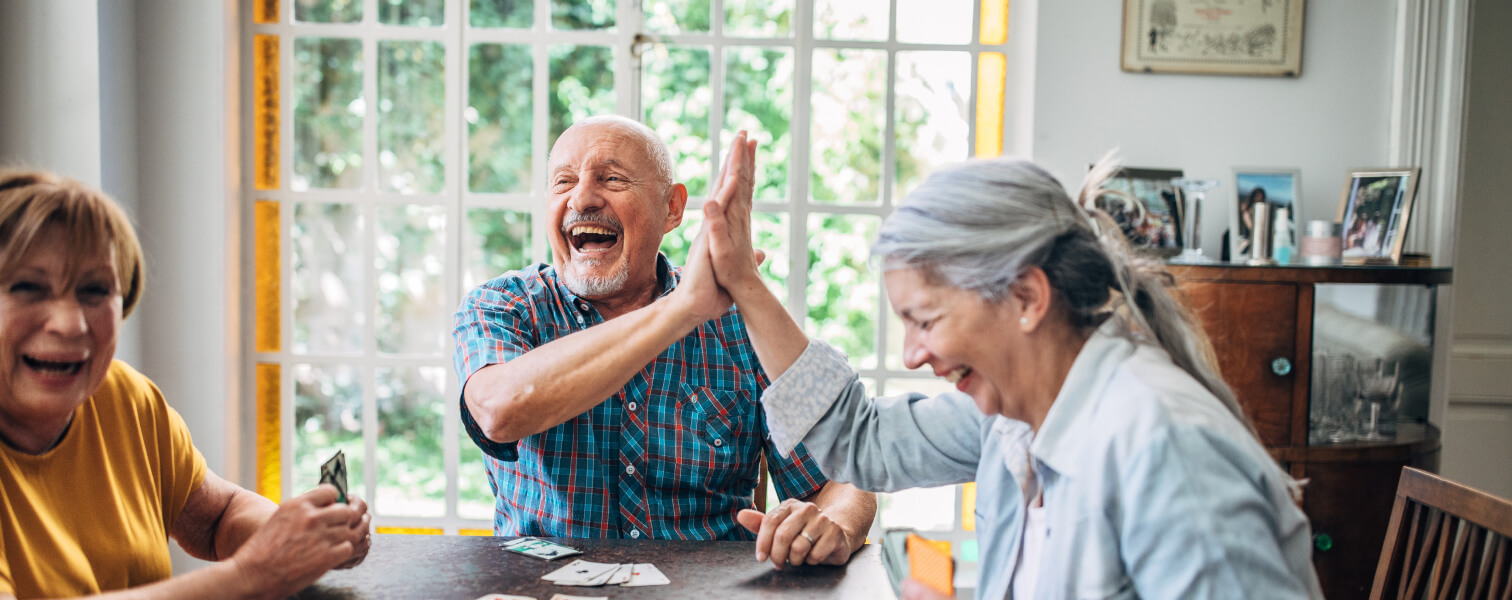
[906,533,954,597]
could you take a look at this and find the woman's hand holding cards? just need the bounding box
[228,485,371,597]
[737,499,854,569]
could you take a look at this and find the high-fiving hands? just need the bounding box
[677,131,767,317]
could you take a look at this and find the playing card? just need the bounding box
[620,563,670,587]
[472,595,537,600]
[541,560,618,584]
[319,450,348,503]
[547,595,607,600]
[503,537,582,561]
[605,564,633,585]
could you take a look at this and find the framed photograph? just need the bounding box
[1230,168,1301,261]
[1337,167,1420,264]
[1093,167,1185,258]
[1121,0,1306,77]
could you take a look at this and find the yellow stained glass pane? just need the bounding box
[975,52,1006,158]
[961,482,977,531]
[254,35,280,190]
[458,528,494,537]
[254,200,280,353]
[980,0,1008,45]
[376,526,444,535]
[254,0,279,23]
[256,362,281,502]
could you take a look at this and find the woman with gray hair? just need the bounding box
[695,154,1321,598]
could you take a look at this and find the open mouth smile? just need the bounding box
[944,366,973,384]
[567,224,621,255]
[22,354,85,376]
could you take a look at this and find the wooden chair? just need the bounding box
[1370,467,1512,600]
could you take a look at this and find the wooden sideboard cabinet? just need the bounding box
[1168,264,1452,600]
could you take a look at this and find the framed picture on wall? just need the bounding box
[1338,167,1420,264]
[1231,168,1301,261]
[1120,0,1307,77]
[1093,167,1185,258]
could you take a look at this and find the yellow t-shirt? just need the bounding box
[0,361,207,598]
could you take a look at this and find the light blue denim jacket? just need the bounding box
[762,327,1323,599]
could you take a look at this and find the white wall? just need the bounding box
[1030,0,1398,256]
[1441,0,1512,499]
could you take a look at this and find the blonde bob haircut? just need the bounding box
[0,169,144,318]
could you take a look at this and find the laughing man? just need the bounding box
[453,115,876,567]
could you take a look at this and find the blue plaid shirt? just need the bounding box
[453,254,829,540]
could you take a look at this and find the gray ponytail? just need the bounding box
[872,155,1255,438]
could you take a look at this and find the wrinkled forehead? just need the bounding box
[549,123,657,174]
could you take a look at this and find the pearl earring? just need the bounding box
[1019,316,1029,326]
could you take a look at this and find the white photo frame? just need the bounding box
[1230,168,1301,262]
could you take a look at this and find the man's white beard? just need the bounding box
[563,258,631,298]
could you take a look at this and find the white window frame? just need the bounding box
[242,0,1012,537]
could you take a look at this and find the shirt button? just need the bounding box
[626,465,636,475]
[580,302,590,311]
[713,439,723,447]
[628,402,638,411]
[629,529,641,539]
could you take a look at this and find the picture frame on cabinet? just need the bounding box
[1092,167,1185,258]
[1231,168,1301,262]
[1338,167,1420,265]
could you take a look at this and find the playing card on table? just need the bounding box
[319,450,348,503]
[502,537,582,561]
[547,595,607,600]
[620,563,670,587]
[604,564,633,585]
[472,595,537,600]
[541,560,618,584]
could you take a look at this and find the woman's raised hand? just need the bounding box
[703,131,766,299]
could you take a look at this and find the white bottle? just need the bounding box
[1272,207,1295,264]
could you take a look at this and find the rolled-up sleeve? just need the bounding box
[760,340,988,493]
[453,277,538,462]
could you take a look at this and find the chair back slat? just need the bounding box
[1371,468,1512,600]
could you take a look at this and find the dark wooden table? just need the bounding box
[294,534,893,599]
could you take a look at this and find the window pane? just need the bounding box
[725,47,793,202]
[464,208,532,291]
[380,0,443,26]
[878,486,956,531]
[468,44,534,193]
[294,38,364,191]
[549,45,615,148]
[814,0,887,41]
[726,0,793,37]
[470,0,532,28]
[376,205,447,355]
[375,367,446,517]
[553,0,615,30]
[379,41,446,194]
[642,45,711,197]
[458,423,494,520]
[644,0,710,34]
[753,211,790,306]
[296,0,362,23]
[806,213,879,368]
[293,202,364,354]
[896,0,971,44]
[894,51,971,200]
[810,49,886,205]
[294,364,363,498]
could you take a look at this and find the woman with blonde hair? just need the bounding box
[0,170,370,599]
[693,148,1320,598]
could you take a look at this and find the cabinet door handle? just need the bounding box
[1271,357,1292,376]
